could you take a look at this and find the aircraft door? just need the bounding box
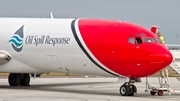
[125,37,144,68]
[135,37,143,62]
[135,37,150,69]
[46,55,67,72]
[120,37,142,68]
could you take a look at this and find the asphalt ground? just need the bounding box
[0,77,180,101]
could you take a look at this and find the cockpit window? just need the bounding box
[136,38,142,44]
[128,37,142,44]
[156,38,162,43]
[128,37,135,44]
[143,38,155,43]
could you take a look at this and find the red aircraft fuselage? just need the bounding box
[75,19,173,78]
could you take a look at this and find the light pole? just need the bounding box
[177,34,179,44]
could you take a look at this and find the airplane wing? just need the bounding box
[0,52,11,65]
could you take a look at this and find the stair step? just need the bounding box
[168,62,180,76]
[153,64,180,77]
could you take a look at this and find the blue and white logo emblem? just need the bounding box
[8,25,24,52]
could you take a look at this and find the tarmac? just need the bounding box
[0,77,180,101]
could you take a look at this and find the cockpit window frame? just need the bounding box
[128,35,156,45]
[142,37,156,43]
[135,37,142,44]
[128,37,143,45]
[156,37,162,43]
[128,37,135,44]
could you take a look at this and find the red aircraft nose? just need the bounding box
[164,53,173,65]
[128,44,173,78]
[75,19,173,78]
[150,53,172,65]
[149,45,173,76]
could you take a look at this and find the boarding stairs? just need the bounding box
[144,44,180,95]
[169,49,180,77]
[169,59,180,77]
[145,58,180,96]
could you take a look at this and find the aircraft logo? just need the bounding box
[8,25,24,52]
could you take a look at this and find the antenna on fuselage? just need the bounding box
[50,12,54,19]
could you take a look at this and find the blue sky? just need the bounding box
[0,0,180,43]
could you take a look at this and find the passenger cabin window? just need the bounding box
[136,38,142,44]
[143,38,155,43]
[128,38,135,44]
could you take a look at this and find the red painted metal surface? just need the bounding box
[78,19,172,78]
